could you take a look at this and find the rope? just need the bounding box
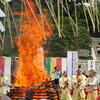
[74,0,79,36]
[84,0,95,32]
[60,0,76,36]
[95,0,100,32]
[26,0,47,40]
[50,0,62,36]
[45,0,62,37]
[58,0,61,38]
[1,0,5,6]
[49,0,58,25]
[6,2,14,48]
[23,0,34,34]
[35,0,54,37]
[7,4,19,35]
[61,0,64,30]
[50,0,62,37]
[18,2,24,46]
[82,0,90,31]
[37,0,46,41]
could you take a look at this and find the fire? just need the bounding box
[13,0,53,87]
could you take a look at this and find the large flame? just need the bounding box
[13,0,53,87]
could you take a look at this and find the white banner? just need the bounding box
[62,58,67,73]
[88,60,95,70]
[4,57,11,84]
[67,51,78,77]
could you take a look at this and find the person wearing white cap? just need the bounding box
[59,71,71,88]
[60,81,72,100]
[59,71,72,100]
[0,72,9,95]
[85,70,98,100]
[72,68,87,100]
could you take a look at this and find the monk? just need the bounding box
[85,70,98,100]
[72,68,86,100]
[60,81,72,100]
[59,71,71,88]
[0,72,9,95]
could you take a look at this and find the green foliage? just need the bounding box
[78,26,91,49]
[46,0,100,57]
[0,1,21,57]
[0,0,99,57]
[48,17,91,57]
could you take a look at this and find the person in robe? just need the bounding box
[59,71,71,88]
[0,72,9,95]
[72,68,87,100]
[85,70,98,100]
[60,72,72,100]
[97,82,100,100]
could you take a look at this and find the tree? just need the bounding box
[44,0,100,56]
[0,0,99,57]
[0,0,22,57]
[47,17,91,57]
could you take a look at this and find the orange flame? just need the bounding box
[13,0,53,87]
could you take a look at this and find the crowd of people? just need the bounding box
[53,66,100,100]
[0,66,99,100]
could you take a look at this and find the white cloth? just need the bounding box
[0,9,6,17]
[59,76,71,88]
[0,20,5,32]
[82,76,97,92]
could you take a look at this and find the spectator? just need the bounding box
[85,70,98,100]
[53,66,61,87]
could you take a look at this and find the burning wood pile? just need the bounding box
[7,0,57,99]
[7,80,59,100]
